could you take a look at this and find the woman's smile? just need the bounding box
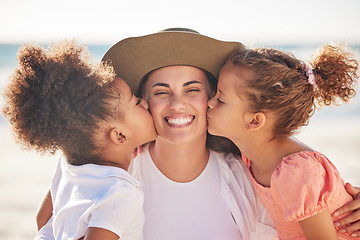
[165,115,195,128]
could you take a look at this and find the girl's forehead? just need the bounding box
[114,77,131,93]
[112,77,133,103]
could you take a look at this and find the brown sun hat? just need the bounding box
[102,28,245,93]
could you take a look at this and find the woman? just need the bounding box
[37,29,360,239]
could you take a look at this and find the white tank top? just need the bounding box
[141,149,242,240]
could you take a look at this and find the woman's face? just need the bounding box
[143,66,212,144]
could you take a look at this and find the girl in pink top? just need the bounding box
[207,43,359,239]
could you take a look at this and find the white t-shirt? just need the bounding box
[36,157,144,240]
[129,145,278,240]
[139,146,241,240]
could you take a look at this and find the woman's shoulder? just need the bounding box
[210,151,253,188]
[210,150,242,164]
[210,151,248,175]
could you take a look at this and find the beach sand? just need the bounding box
[0,123,59,239]
[0,116,359,240]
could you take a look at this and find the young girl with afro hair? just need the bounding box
[2,40,156,239]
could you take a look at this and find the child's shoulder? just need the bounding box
[272,151,347,222]
[273,151,339,187]
[281,151,330,165]
[278,151,330,172]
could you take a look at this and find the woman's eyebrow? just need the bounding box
[183,80,203,87]
[151,80,202,88]
[152,82,170,88]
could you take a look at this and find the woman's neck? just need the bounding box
[149,136,209,183]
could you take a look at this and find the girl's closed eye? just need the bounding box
[217,97,224,103]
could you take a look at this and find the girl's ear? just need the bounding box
[109,128,128,144]
[244,112,266,130]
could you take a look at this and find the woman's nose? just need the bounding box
[169,95,185,111]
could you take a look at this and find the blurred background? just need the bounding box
[1,0,360,239]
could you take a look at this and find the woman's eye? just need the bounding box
[154,91,169,96]
[186,88,200,93]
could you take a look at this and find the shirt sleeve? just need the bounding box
[34,215,55,240]
[271,152,342,222]
[88,181,144,238]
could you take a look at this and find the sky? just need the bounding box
[1,0,360,47]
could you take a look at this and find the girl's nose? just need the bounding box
[208,96,216,109]
[139,98,149,109]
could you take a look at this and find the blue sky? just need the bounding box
[1,0,360,46]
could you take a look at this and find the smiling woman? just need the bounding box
[143,66,211,145]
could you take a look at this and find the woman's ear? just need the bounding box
[109,128,128,144]
[244,112,266,130]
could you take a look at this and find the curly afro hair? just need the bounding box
[2,40,121,165]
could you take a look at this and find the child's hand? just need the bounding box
[131,145,144,158]
[332,182,360,237]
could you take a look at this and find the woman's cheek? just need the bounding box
[148,98,161,113]
[198,95,212,109]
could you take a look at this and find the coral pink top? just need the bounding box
[243,151,354,240]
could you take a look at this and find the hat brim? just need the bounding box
[102,31,245,93]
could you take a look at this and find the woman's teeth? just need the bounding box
[166,116,194,126]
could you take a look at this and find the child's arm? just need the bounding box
[299,209,338,240]
[84,227,119,240]
[36,190,53,230]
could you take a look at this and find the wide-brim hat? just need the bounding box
[102,29,245,93]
